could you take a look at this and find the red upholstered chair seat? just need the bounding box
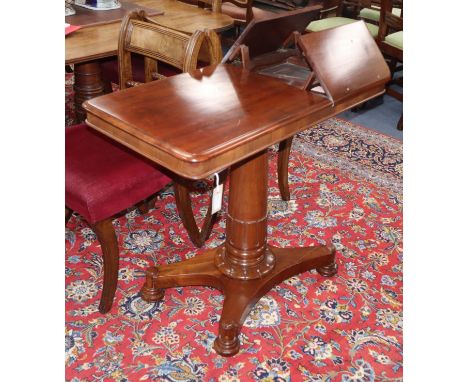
[65,124,171,224]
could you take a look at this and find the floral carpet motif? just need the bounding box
[66,75,403,381]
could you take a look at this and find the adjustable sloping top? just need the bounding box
[298,21,391,105]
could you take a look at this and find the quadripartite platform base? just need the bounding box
[140,243,337,356]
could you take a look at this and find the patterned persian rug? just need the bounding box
[65,75,403,381]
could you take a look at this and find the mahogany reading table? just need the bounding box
[83,22,390,356]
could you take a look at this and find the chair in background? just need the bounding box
[66,124,171,314]
[305,0,379,38]
[179,0,274,36]
[377,0,403,129]
[220,0,274,35]
[358,0,402,25]
[66,10,223,314]
[116,9,224,248]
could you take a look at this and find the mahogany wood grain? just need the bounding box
[298,21,390,105]
[84,22,390,355]
[84,65,334,179]
[85,64,387,180]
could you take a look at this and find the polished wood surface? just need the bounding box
[65,0,234,65]
[299,20,390,104]
[84,65,333,179]
[84,23,390,356]
[65,1,162,28]
[85,61,388,180]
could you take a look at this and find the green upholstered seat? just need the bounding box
[306,17,379,38]
[384,30,403,49]
[359,7,402,22]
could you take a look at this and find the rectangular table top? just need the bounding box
[84,64,333,179]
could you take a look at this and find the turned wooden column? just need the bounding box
[139,148,338,357]
[73,62,105,123]
[215,150,275,280]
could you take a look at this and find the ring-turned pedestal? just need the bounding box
[140,149,337,356]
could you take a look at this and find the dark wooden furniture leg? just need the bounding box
[278,137,292,201]
[91,218,119,314]
[73,62,105,123]
[136,194,159,215]
[173,170,228,248]
[65,207,73,224]
[397,112,403,130]
[141,149,338,356]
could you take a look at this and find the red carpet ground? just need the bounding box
[66,75,403,381]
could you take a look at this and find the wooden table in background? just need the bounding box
[66,0,234,121]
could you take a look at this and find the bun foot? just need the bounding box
[317,244,338,277]
[317,261,338,277]
[213,320,240,356]
[140,266,165,302]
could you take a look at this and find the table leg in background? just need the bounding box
[73,62,105,123]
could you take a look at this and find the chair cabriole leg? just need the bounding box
[92,218,119,313]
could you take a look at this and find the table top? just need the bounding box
[65,1,162,28]
[84,64,333,179]
[65,0,234,65]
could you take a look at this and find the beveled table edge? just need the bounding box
[84,84,384,180]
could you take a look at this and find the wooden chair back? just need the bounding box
[376,0,402,130]
[195,0,254,24]
[223,0,254,24]
[118,10,222,90]
[377,0,403,42]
